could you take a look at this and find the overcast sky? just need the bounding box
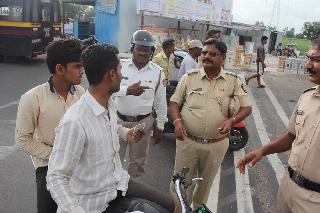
[232,0,320,33]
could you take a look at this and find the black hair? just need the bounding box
[203,38,227,55]
[206,29,221,39]
[311,37,320,49]
[81,44,119,85]
[261,36,268,42]
[46,39,82,74]
[162,38,175,50]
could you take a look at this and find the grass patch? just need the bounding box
[281,37,311,55]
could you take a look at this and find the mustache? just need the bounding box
[203,59,213,63]
[307,68,315,74]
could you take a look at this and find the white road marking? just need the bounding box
[0,101,18,110]
[247,89,285,183]
[0,146,16,160]
[234,150,254,213]
[260,79,289,125]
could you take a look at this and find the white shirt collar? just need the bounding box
[128,58,152,70]
[84,90,116,116]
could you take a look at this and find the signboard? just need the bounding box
[0,7,9,16]
[97,0,117,14]
[137,0,233,26]
[140,0,160,13]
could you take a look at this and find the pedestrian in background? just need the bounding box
[206,29,221,40]
[237,38,320,213]
[178,39,203,80]
[245,36,268,88]
[114,30,167,181]
[153,38,176,85]
[169,38,252,212]
[15,39,85,213]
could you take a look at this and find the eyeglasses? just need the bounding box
[306,54,320,63]
[201,51,222,57]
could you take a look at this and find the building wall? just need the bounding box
[95,0,120,45]
[117,0,223,52]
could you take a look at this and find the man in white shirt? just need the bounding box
[114,30,167,180]
[46,44,174,213]
[64,18,73,37]
[178,39,203,80]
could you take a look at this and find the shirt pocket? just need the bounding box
[186,89,205,109]
[295,114,307,136]
[141,84,155,100]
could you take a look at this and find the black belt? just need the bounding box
[288,166,320,193]
[117,111,150,122]
[187,134,227,144]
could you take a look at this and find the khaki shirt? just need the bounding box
[153,51,169,80]
[15,78,85,169]
[170,67,251,139]
[287,86,320,183]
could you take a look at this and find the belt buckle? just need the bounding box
[199,139,209,144]
[127,115,137,122]
[292,172,304,187]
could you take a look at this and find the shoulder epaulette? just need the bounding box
[225,71,238,78]
[303,87,317,94]
[187,68,200,75]
[150,62,162,71]
[120,58,130,63]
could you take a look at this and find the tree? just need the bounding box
[285,27,295,38]
[303,21,320,40]
[254,21,265,27]
[62,3,94,20]
[295,33,305,39]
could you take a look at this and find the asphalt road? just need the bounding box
[0,56,315,213]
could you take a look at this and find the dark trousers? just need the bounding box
[36,166,57,213]
[104,178,174,212]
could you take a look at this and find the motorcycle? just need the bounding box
[105,197,170,213]
[173,167,212,213]
[105,167,210,213]
[282,45,298,58]
[173,49,188,69]
[66,35,98,47]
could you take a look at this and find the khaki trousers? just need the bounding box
[276,170,320,213]
[170,137,229,212]
[118,116,154,181]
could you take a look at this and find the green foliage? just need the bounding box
[295,33,305,39]
[302,21,320,40]
[285,28,295,38]
[62,3,95,20]
[282,37,311,55]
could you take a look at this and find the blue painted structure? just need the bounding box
[95,0,120,45]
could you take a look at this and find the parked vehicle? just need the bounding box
[282,44,298,58]
[173,49,188,69]
[0,0,61,61]
[105,196,170,213]
[173,167,212,213]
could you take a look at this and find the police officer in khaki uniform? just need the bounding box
[169,38,252,211]
[237,38,320,213]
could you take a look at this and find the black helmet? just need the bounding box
[131,30,155,47]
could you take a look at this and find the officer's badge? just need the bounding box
[296,110,304,115]
[163,79,167,87]
[241,84,248,93]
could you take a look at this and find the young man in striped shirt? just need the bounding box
[46,44,174,213]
